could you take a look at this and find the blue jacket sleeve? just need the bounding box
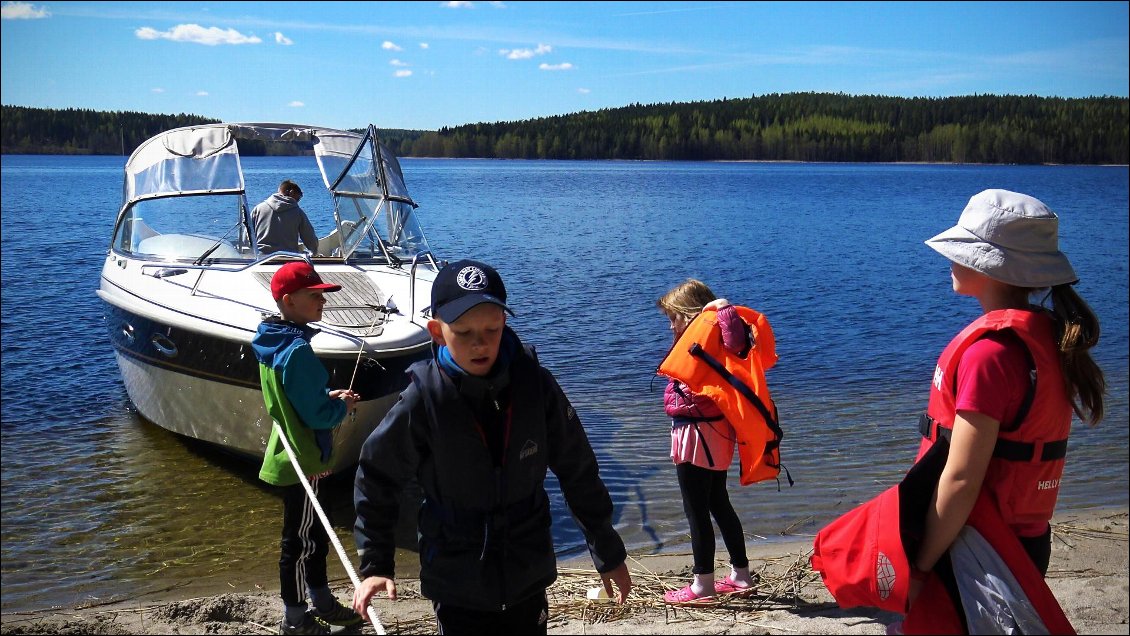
[542,367,627,574]
[354,384,423,579]
[281,341,346,430]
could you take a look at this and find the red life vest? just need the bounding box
[657,305,783,486]
[918,308,1072,528]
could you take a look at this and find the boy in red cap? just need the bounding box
[252,261,362,635]
[351,259,632,634]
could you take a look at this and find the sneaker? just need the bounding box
[312,599,363,627]
[280,611,332,635]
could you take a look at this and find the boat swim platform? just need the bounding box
[255,270,388,335]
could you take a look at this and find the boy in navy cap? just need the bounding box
[253,261,363,635]
[352,259,632,634]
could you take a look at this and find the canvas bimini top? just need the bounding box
[115,122,428,264]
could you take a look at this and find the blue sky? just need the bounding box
[2,1,1127,131]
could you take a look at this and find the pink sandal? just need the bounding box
[714,575,755,596]
[663,584,715,605]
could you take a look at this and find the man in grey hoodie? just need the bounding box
[253,179,319,254]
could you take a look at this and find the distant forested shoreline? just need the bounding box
[3,92,1127,164]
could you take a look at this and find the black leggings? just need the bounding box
[676,462,748,574]
[1019,524,1052,576]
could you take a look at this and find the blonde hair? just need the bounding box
[657,279,716,321]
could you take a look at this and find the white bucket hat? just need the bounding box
[925,189,1077,288]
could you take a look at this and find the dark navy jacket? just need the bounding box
[353,328,626,610]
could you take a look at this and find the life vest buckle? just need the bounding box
[917,413,938,441]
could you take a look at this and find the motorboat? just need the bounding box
[98,122,442,472]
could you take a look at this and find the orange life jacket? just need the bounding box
[658,305,783,486]
[917,308,1072,528]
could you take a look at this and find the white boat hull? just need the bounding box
[100,256,433,474]
[115,349,404,471]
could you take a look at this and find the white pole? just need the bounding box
[273,421,386,635]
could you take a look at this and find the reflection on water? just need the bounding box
[1,406,353,611]
[2,157,1126,613]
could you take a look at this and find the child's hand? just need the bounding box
[600,562,632,603]
[353,575,396,624]
[330,389,361,411]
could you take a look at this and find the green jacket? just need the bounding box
[252,318,347,486]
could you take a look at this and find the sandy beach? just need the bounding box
[2,507,1125,635]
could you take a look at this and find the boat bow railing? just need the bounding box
[409,251,442,325]
[138,252,372,350]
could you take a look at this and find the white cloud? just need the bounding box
[419,42,429,49]
[539,62,574,71]
[135,24,262,46]
[196,91,209,96]
[442,1,474,7]
[389,59,409,67]
[381,40,403,51]
[151,88,165,93]
[501,43,551,60]
[288,101,304,107]
[577,87,591,94]
[1,1,48,19]
[274,32,292,45]
[394,70,413,78]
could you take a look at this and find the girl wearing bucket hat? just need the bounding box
[895,189,1106,634]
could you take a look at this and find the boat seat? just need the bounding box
[315,220,356,257]
[317,228,341,256]
[128,218,160,250]
[137,233,242,259]
[255,270,388,336]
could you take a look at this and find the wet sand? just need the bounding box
[2,507,1125,635]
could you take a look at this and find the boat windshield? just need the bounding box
[110,123,431,265]
[315,127,430,262]
[113,194,252,262]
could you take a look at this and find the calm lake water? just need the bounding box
[1,155,1127,613]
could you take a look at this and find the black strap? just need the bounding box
[671,415,725,427]
[670,384,716,468]
[919,413,1068,461]
[687,342,783,466]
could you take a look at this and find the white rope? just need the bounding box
[273,421,386,635]
[347,304,387,393]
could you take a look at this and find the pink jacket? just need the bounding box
[665,305,749,470]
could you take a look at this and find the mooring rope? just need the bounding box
[273,422,386,635]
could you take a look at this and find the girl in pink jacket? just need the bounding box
[657,279,757,604]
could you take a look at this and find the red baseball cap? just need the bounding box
[270,262,342,300]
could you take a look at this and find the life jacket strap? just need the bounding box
[671,415,725,427]
[687,342,783,467]
[919,413,1068,462]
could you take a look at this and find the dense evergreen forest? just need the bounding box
[3,92,1127,164]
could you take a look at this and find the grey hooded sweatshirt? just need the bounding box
[252,192,318,254]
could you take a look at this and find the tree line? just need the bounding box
[3,93,1127,164]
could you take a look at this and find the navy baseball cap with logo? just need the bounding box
[431,259,514,323]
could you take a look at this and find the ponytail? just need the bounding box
[1043,285,1105,425]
